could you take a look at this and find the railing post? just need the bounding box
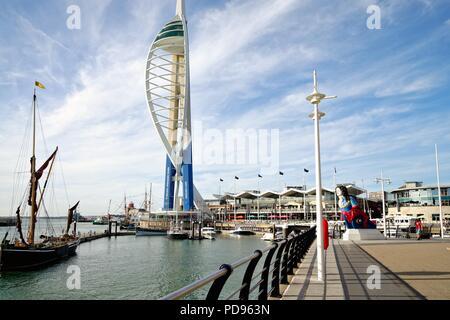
[270,240,287,298]
[300,232,307,260]
[294,234,302,265]
[287,235,298,275]
[280,238,293,284]
[239,250,263,300]
[206,264,233,300]
[258,243,278,300]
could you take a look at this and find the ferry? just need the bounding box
[93,216,109,225]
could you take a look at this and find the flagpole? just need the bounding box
[435,144,444,238]
[333,168,337,221]
[234,177,238,222]
[362,179,367,216]
[279,173,282,221]
[257,175,261,221]
[303,170,307,221]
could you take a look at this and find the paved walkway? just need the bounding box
[281,239,424,300]
[359,240,450,299]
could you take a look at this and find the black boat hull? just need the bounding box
[135,227,167,236]
[232,231,256,236]
[167,232,188,240]
[0,240,80,272]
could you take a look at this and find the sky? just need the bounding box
[0,0,449,216]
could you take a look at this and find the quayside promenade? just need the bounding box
[280,238,450,300]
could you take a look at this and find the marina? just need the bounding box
[0,223,268,300]
[0,0,450,308]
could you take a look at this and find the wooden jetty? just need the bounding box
[78,230,135,244]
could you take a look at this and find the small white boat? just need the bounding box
[201,227,216,240]
[261,231,284,241]
[261,232,273,241]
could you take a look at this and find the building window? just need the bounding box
[432,214,440,221]
[441,189,448,196]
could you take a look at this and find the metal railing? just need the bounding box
[160,226,316,300]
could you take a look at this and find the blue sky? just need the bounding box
[0,0,449,216]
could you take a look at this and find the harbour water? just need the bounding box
[0,222,267,300]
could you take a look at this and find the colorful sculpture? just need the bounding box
[336,186,376,229]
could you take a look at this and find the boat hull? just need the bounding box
[232,230,256,236]
[136,228,167,236]
[167,232,188,240]
[0,240,79,272]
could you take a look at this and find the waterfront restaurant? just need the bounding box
[388,181,450,223]
[205,184,370,222]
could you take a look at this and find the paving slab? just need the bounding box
[281,239,424,300]
[359,239,450,300]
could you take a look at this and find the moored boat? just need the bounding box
[0,83,80,272]
[93,216,109,225]
[136,227,167,236]
[201,227,216,240]
[261,231,284,241]
[231,227,256,236]
[167,228,189,240]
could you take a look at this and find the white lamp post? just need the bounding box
[306,70,337,282]
[303,169,308,221]
[303,174,306,221]
[257,174,262,221]
[375,169,391,237]
[435,144,444,238]
[333,167,338,221]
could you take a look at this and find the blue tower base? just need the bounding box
[163,154,194,211]
[163,155,175,210]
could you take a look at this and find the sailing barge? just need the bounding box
[0,83,80,272]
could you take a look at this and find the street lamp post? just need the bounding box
[257,174,262,221]
[375,169,391,237]
[435,144,444,238]
[219,178,224,221]
[333,167,338,221]
[234,176,239,222]
[303,169,309,221]
[278,171,284,222]
[306,70,337,282]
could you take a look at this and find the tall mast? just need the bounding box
[124,194,127,216]
[149,183,153,213]
[144,185,148,211]
[27,88,38,245]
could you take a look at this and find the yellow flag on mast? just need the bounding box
[35,81,46,89]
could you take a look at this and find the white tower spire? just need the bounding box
[176,0,186,17]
